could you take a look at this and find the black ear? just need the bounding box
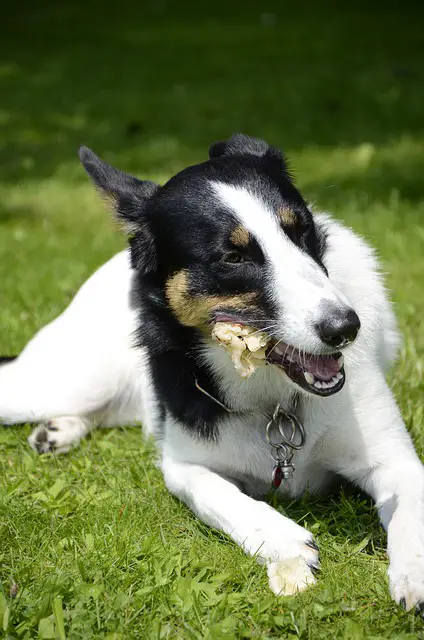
[209,133,288,173]
[79,146,159,234]
[79,147,159,274]
[209,133,269,159]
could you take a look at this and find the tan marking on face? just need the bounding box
[165,269,257,328]
[230,225,250,248]
[278,206,297,227]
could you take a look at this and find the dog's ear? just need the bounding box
[79,147,159,273]
[209,134,269,159]
[79,146,159,234]
[209,133,288,173]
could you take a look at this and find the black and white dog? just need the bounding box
[1,134,423,608]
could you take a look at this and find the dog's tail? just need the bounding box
[0,356,17,365]
[0,356,27,425]
[0,356,37,424]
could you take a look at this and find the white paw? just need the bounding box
[268,556,316,596]
[28,417,90,454]
[240,503,319,595]
[243,504,319,560]
[389,557,424,612]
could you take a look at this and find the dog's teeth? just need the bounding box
[337,355,344,368]
[335,372,343,380]
[304,372,314,385]
[275,345,285,356]
[314,381,322,389]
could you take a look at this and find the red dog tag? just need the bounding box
[272,464,284,489]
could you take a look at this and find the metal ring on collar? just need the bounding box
[271,445,293,464]
[277,412,305,450]
[266,418,286,447]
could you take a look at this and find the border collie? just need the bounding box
[1,134,423,609]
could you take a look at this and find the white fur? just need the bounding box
[1,210,423,608]
[0,252,147,430]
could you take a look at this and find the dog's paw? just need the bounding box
[241,503,319,597]
[244,506,319,561]
[389,559,424,613]
[268,556,317,596]
[28,417,90,454]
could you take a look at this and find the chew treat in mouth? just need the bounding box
[211,322,346,396]
[211,322,270,378]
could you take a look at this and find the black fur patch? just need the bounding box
[131,279,230,439]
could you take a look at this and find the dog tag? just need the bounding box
[272,464,284,488]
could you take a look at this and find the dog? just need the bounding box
[1,133,423,608]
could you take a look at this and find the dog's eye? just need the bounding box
[223,251,248,264]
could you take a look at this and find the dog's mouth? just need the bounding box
[212,313,346,397]
[266,341,345,397]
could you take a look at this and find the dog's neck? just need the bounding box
[200,340,299,415]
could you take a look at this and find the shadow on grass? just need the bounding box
[1,0,424,187]
[280,488,386,551]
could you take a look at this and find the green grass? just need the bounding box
[1,1,424,637]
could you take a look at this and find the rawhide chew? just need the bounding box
[211,322,270,378]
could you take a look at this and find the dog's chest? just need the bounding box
[221,413,332,498]
[165,410,332,499]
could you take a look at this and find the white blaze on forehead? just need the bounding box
[211,182,289,261]
[211,181,350,352]
[210,181,318,290]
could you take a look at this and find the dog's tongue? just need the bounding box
[304,355,341,381]
[275,344,342,381]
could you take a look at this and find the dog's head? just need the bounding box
[80,134,360,397]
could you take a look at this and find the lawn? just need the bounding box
[1,1,424,638]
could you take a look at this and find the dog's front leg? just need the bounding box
[376,462,424,612]
[326,368,424,611]
[162,454,319,595]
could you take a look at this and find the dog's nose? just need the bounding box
[315,306,360,348]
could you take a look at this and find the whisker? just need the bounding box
[267,331,280,339]
[244,327,279,363]
[214,317,278,323]
[266,337,285,357]
[280,342,293,374]
[247,324,278,337]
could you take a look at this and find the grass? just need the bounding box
[1,0,424,637]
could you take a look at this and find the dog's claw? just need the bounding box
[308,561,321,575]
[400,597,407,610]
[416,602,424,616]
[305,540,319,552]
